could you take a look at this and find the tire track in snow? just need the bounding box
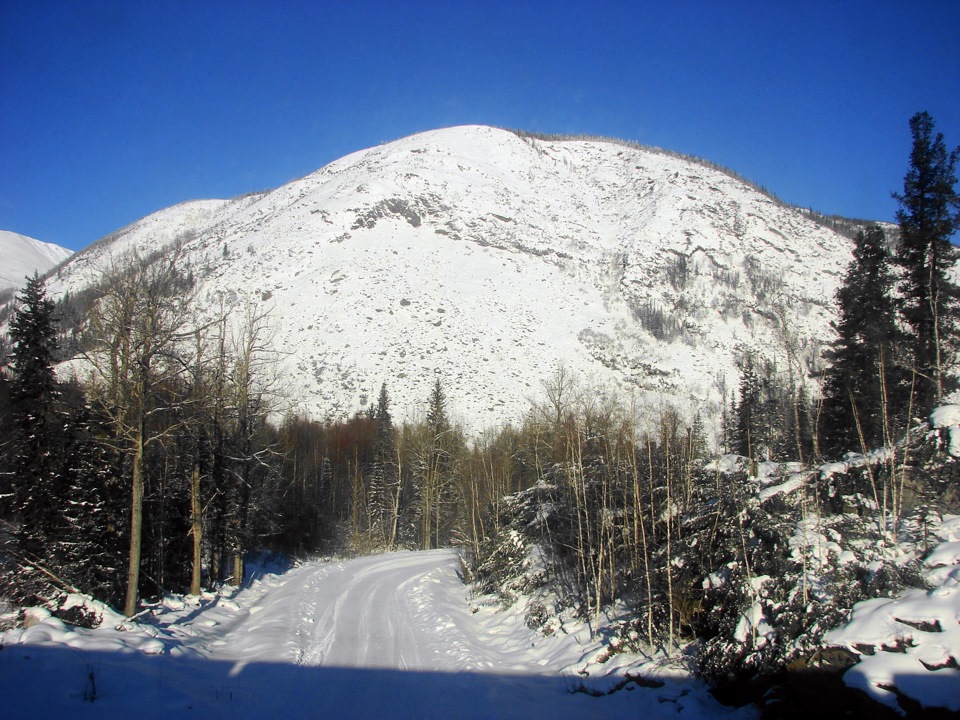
[296,552,448,669]
[209,549,542,676]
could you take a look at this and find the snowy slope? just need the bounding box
[47,126,855,430]
[0,230,72,292]
[0,551,750,719]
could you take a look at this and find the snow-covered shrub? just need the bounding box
[54,595,102,629]
[472,480,574,609]
[525,599,548,630]
[473,528,532,603]
[688,459,929,684]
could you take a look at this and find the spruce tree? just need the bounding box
[417,377,462,549]
[0,370,11,513]
[8,273,65,559]
[735,353,762,459]
[368,381,395,538]
[893,111,960,411]
[822,226,904,454]
[425,376,453,485]
[58,396,125,604]
[426,377,450,437]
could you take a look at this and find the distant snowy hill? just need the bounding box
[0,230,72,293]
[47,125,858,430]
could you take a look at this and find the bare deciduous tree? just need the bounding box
[81,242,195,617]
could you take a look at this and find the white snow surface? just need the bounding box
[0,229,72,292]
[0,550,750,719]
[825,515,960,713]
[930,405,960,457]
[930,405,960,429]
[44,125,856,432]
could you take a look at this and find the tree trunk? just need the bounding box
[189,462,202,595]
[123,431,145,618]
[233,553,244,587]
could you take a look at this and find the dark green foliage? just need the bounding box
[426,377,449,438]
[893,111,960,411]
[368,381,396,536]
[8,274,65,558]
[821,226,905,455]
[735,354,762,458]
[57,394,126,605]
[689,463,926,685]
[472,502,540,603]
[0,370,11,509]
[734,353,810,462]
[2,280,126,605]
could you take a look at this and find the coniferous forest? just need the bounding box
[1,112,958,697]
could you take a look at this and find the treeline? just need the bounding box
[472,382,959,687]
[0,244,513,617]
[0,247,286,617]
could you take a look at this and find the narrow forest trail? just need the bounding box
[207,550,553,673]
[0,550,750,719]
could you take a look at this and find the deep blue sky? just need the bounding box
[2,1,959,251]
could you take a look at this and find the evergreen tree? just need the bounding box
[58,394,125,604]
[375,382,394,446]
[419,377,463,548]
[690,411,709,459]
[368,381,395,538]
[426,377,450,438]
[0,369,11,511]
[822,226,904,454]
[8,273,65,559]
[735,353,761,459]
[893,111,960,411]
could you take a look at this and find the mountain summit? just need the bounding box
[47,126,853,429]
[0,230,72,294]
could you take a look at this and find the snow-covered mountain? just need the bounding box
[47,126,855,430]
[0,230,72,293]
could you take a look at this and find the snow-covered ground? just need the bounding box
[0,550,749,719]
[826,515,960,714]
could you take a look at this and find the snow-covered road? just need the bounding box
[293,551,441,669]
[204,549,600,676]
[209,550,489,670]
[1,550,749,719]
[300,551,474,669]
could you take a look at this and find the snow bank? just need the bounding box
[930,405,960,429]
[758,473,805,501]
[825,521,960,713]
[818,447,898,479]
[930,405,960,457]
[704,454,749,474]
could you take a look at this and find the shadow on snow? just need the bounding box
[0,643,708,720]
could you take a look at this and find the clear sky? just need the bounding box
[2,0,958,252]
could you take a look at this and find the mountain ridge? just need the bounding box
[0,230,73,295]
[42,125,855,431]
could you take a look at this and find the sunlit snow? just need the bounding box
[0,550,750,719]
[44,126,852,433]
[0,230,72,292]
